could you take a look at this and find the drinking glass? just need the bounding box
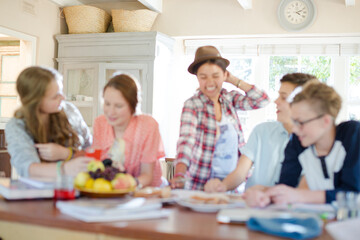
[54,175,76,201]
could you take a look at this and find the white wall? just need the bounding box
[0,0,63,67]
[88,0,360,37]
[1,0,359,66]
[152,0,360,36]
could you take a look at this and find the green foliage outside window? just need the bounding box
[301,56,331,83]
[269,56,297,91]
[350,56,360,85]
[269,56,331,91]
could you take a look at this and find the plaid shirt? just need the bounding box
[175,86,269,190]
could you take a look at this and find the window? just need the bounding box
[0,27,36,126]
[347,56,360,120]
[0,44,20,119]
[270,56,331,90]
[163,36,360,157]
[227,57,253,83]
[226,57,254,137]
[265,55,332,121]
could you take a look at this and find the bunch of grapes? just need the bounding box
[103,166,121,181]
[89,169,104,179]
[89,166,122,181]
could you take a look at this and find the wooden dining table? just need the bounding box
[0,197,334,240]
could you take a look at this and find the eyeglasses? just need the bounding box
[292,114,324,128]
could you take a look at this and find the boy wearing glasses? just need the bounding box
[245,81,360,207]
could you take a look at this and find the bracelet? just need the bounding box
[174,172,185,178]
[65,147,73,162]
[236,79,242,88]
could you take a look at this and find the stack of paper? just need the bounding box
[0,177,54,200]
[326,218,360,240]
[19,176,55,189]
[56,197,171,222]
[217,206,328,224]
[266,203,336,219]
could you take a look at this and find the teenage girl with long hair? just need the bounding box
[5,66,92,178]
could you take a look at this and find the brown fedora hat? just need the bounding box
[188,46,230,75]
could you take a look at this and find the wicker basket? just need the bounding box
[63,5,111,34]
[111,9,158,32]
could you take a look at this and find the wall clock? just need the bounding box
[278,0,317,32]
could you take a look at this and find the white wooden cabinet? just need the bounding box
[55,31,174,127]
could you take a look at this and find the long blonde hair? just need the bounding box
[292,81,342,120]
[15,66,80,150]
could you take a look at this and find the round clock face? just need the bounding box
[278,0,316,31]
[285,1,308,24]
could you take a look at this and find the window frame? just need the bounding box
[183,34,360,135]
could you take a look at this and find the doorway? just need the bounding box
[0,26,36,178]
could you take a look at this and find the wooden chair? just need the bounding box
[164,158,175,181]
[0,129,11,178]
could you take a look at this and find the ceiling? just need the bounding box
[50,0,356,12]
[49,0,161,12]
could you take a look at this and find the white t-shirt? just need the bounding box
[211,113,238,179]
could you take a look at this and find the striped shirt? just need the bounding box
[175,86,270,190]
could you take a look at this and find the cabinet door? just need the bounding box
[98,63,148,115]
[62,63,99,127]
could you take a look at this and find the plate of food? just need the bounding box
[175,191,245,213]
[133,186,177,204]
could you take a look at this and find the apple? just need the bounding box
[124,174,137,188]
[74,172,90,188]
[87,160,105,172]
[111,173,136,190]
[111,173,129,189]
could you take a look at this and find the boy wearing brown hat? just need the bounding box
[171,46,269,190]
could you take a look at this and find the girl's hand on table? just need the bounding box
[35,143,70,161]
[243,185,271,208]
[204,178,226,193]
[266,184,299,205]
[63,156,92,177]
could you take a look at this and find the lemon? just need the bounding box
[84,178,94,189]
[93,178,112,192]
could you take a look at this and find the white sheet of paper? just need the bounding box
[326,218,360,240]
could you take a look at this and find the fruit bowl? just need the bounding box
[76,187,136,198]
